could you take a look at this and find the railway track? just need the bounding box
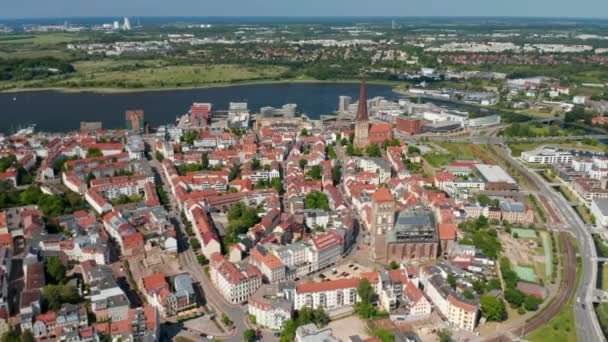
[505,232,576,339]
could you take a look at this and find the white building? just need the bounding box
[521,148,573,164]
[248,283,294,330]
[293,278,360,310]
[591,198,608,227]
[209,253,262,304]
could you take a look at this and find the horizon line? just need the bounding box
[2,15,608,21]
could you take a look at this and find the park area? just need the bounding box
[423,142,493,168]
[500,228,552,284]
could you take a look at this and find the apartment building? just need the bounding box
[293,278,360,311]
[210,253,262,304]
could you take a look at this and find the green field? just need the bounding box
[512,228,537,239]
[514,266,537,283]
[0,34,87,45]
[526,238,580,342]
[0,63,290,91]
[58,64,289,88]
[603,264,608,290]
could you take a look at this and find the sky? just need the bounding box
[2,0,608,19]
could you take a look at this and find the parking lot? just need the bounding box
[312,261,372,282]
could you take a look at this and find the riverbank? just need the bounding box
[0,77,406,94]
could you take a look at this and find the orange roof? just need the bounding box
[369,123,392,133]
[372,186,394,202]
[448,294,477,312]
[296,278,360,294]
[142,273,168,293]
[438,223,458,240]
[122,232,144,250]
[0,212,5,228]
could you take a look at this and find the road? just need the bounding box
[145,145,250,342]
[494,145,605,341]
[401,134,608,145]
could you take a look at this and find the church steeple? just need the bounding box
[353,79,370,149]
[356,79,368,122]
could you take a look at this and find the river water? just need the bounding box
[0,82,502,133]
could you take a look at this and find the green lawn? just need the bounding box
[0,49,73,59]
[602,264,608,291]
[0,63,290,91]
[0,33,87,45]
[596,302,608,340]
[526,237,581,342]
[55,64,289,88]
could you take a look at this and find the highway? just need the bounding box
[496,145,606,342]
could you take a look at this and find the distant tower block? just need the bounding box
[123,17,132,30]
[125,109,144,134]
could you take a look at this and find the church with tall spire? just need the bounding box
[354,80,370,149]
[353,80,394,149]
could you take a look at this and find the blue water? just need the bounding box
[0,83,401,133]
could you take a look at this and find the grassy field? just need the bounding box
[509,141,607,157]
[603,264,608,290]
[596,303,608,339]
[575,205,596,225]
[526,239,581,342]
[0,49,73,59]
[0,33,87,45]
[423,142,481,168]
[56,64,289,88]
[0,63,291,91]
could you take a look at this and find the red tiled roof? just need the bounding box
[448,294,477,312]
[296,278,360,294]
[372,186,394,202]
[142,273,168,293]
[438,223,458,240]
[122,232,144,250]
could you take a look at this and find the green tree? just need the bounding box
[299,159,308,169]
[504,288,526,307]
[389,260,399,270]
[42,284,80,311]
[271,177,282,192]
[19,331,35,342]
[305,191,330,210]
[447,274,457,289]
[480,295,508,321]
[328,145,337,159]
[86,147,103,158]
[523,295,542,311]
[243,329,256,342]
[228,163,241,181]
[462,289,475,300]
[45,256,66,284]
[307,165,322,180]
[251,158,261,170]
[407,146,421,155]
[358,278,373,304]
[374,329,395,342]
[227,202,262,235]
[300,128,309,136]
[197,254,208,265]
[365,144,381,157]
[438,329,452,342]
[202,152,210,169]
[331,163,342,186]
[155,151,164,161]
